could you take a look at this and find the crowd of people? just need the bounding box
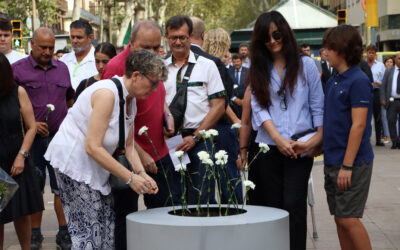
[0,9,399,250]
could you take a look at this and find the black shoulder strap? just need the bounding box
[110,78,125,150]
[181,53,199,85]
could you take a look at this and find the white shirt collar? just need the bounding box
[165,50,196,66]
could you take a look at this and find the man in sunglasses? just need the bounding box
[101,20,181,250]
[164,15,226,205]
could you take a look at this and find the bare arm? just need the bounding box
[237,87,251,170]
[126,126,158,193]
[337,107,368,191]
[85,89,155,194]
[163,102,175,137]
[11,87,37,177]
[225,105,240,125]
[134,141,158,174]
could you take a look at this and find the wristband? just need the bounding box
[126,171,135,185]
[341,165,353,171]
[240,146,248,150]
[136,169,146,175]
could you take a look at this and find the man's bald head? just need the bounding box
[31,27,55,67]
[191,17,205,41]
[130,20,162,53]
[131,20,162,40]
[32,27,54,42]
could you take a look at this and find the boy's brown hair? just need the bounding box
[322,25,363,67]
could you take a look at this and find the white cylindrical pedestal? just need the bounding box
[127,205,289,250]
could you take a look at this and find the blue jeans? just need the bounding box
[186,139,216,205]
[31,134,59,194]
[215,124,243,204]
[144,154,182,208]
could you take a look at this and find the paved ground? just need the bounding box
[3,143,400,249]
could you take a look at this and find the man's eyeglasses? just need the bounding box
[266,31,282,43]
[142,74,160,87]
[167,35,189,43]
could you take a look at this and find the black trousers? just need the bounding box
[387,100,400,142]
[373,89,383,142]
[248,146,313,250]
[112,188,138,250]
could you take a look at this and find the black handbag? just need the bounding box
[168,54,199,134]
[108,78,133,190]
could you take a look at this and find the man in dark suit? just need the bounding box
[380,52,400,149]
[320,48,335,92]
[228,53,248,117]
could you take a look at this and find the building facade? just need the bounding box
[346,0,400,51]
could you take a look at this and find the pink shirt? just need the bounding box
[102,46,169,160]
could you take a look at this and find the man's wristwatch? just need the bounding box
[192,134,200,144]
[341,164,353,171]
[19,150,30,158]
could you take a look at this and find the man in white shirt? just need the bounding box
[380,52,400,149]
[60,20,97,90]
[366,44,386,146]
[164,15,225,205]
[0,18,27,64]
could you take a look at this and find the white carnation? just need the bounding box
[206,129,218,137]
[175,150,184,158]
[389,97,394,102]
[231,123,241,129]
[259,142,270,153]
[138,126,148,136]
[244,180,256,190]
[174,163,187,172]
[46,104,55,111]
[215,150,228,165]
[197,151,210,161]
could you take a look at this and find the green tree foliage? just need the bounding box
[0,0,61,36]
[164,0,280,33]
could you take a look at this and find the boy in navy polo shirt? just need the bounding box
[322,25,374,250]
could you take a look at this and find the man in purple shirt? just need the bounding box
[12,28,74,250]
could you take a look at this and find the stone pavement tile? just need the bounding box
[309,230,341,250]
[369,230,397,249]
[364,206,400,232]
[384,231,400,248]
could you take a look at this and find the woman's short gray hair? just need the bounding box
[124,50,168,81]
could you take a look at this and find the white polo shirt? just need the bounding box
[60,46,98,90]
[164,51,225,129]
[6,50,27,64]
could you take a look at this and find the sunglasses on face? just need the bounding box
[266,31,282,43]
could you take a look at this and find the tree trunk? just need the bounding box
[158,0,166,29]
[72,0,81,21]
[108,0,112,42]
[116,0,134,47]
[249,0,259,16]
[100,0,105,42]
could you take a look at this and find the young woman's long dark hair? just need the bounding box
[0,53,15,97]
[248,11,302,108]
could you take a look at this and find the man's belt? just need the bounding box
[180,128,196,137]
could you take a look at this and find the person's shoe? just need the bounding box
[30,231,44,250]
[376,141,385,146]
[56,230,72,250]
[391,142,397,149]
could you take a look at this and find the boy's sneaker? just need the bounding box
[56,230,72,250]
[31,231,44,250]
